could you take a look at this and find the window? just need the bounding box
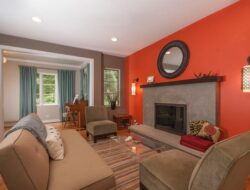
[36,72,58,105]
[104,69,120,106]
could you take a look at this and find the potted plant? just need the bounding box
[107,94,118,110]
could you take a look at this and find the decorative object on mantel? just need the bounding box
[131,78,139,95]
[140,76,223,88]
[194,71,218,79]
[242,56,250,93]
[157,40,190,79]
[147,76,155,84]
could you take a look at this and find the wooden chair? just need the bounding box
[63,100,88,130]
[63,105,78,129]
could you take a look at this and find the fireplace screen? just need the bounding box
[155,103,187,135]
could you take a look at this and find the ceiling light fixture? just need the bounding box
[32,17,42,23]
[111,37,118,42]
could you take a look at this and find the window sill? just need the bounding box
[105,105,121,108]
[37,104,59,107]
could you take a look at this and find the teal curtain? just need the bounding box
[80,64,90,100]
[19,66,37,118]
[58,70,76,120]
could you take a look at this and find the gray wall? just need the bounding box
[0,33,103,105]
[0,50,3,139]
[103,54,127,118]
[0,33,126,124]
[103,54,125,107]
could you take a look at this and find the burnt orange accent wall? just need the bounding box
[125,0,250,138]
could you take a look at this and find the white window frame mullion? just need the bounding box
[54,73,58,105]
[40,73,43,105]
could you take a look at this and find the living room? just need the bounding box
[0,0,250,190]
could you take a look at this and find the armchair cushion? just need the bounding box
[140,149,199,190]
[86,120,117,136]
[85,106,108,123]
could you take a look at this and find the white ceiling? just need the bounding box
[0,0,238,57]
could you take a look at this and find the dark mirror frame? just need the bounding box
[157,40,190,79]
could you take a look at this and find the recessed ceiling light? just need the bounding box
[3,57,7,64]
[32,17,42,23]
[166,51,171,55]
[111,37,118,42]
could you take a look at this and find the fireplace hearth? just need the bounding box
[155,103,187,135]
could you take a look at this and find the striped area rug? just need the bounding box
[90,138,157,190]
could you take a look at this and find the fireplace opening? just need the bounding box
[155,103,187,135]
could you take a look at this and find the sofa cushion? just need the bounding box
[47,129,115,190]
[189,131,250,190]
[87,120,117,136]
[140,149,199,190]
[0,129,49,190]
[180,135,214,152]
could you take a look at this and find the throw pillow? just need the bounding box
[197,122,221,143]
[189,120,208,135]
[45,126,64,160]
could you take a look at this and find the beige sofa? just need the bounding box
[0,129,115,190]
[140,131,250,190]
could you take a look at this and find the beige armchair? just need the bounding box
[85,106,117,143]
[140,131,250,190]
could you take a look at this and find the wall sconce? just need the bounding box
[3,57,7,64]
[131,78,139,95]
[242,57,250,93]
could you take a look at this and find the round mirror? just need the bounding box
[157,40,189,78]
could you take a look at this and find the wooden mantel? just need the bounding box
[140,76,223,88]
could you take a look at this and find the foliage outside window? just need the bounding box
[36,72,58,105]
[104,69,120,106]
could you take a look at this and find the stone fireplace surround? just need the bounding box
[128,77,221,157]
[143,81,219,133]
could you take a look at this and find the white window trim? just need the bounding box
[104,68,121,107]
[37,71,59,106]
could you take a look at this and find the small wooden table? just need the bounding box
[113,114,132,127]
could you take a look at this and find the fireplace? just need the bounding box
[155,103,187,135]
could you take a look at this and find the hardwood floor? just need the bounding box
[1,123,250,189]
[48,122,130,141]
[246,176,250,190]
[0,175,7,190]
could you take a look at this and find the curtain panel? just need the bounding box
[19,66,37,118]
[58,70,76,120]
[80,64,90,101]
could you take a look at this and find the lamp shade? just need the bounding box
[131,83,136,95]
[242,64,250,92]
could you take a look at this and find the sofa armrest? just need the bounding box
[140,149,199,190]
